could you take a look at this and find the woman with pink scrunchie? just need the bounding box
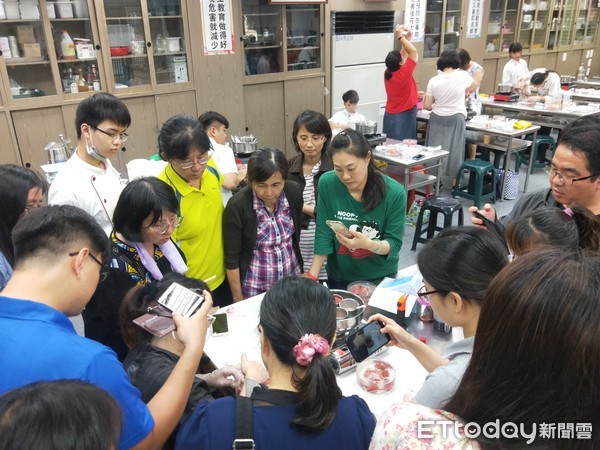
[176,276,376,449]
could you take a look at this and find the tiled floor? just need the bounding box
[398,162,550,269]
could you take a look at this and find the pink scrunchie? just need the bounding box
[564,207,574,217]
[292,334,330,366]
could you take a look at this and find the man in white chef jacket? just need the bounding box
[329,89,367,132]
[49,93,130,236]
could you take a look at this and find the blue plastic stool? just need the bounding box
[452,159,496,208]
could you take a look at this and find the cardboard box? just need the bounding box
[20,43,41,58]
[15,25,36,44]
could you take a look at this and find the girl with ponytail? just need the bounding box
[176,276,376,449]
[308,129,407,290]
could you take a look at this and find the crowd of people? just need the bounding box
[0,33,599,449]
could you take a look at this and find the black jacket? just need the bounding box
[287,151,334,229]
[223,181,304,284]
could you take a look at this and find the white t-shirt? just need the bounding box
[49,152,123,236]
[329,110,367,128]
[426,70,474,117]
[529,68,562,103]
[502,58,529,86]
[209,137,238,206]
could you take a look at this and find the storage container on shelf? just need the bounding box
[72,0,88,17]
[46,1,56,18]
[4,1,18,19]
[18,1,40,20]
[55,1,74,18]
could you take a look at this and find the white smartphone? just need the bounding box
[326,220,353,238]
[157,282,205,318]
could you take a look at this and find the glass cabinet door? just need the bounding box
[424,0,462,58]
[148,0,189,84]
[584,0,599,45]
[0,0,57,100]
[101,0,152,89]
[49,0,103,95]
[286,5,320,72]
[486,0,518,53]
[424,0,442,58]
[242,0,282,75]
[443,0,462,53]
[520,0,549,51]
[558,0,577,47]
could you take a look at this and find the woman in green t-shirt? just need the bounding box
[308,129,407,289]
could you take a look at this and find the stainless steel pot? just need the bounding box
[497,83,513,94]
[331,289,365,333]
[355,121,377,136]
[560,75,575,84]
[231,135,258,156]
[44,141,69,164]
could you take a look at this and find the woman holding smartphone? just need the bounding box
[369,227,508,409]
[308,129,406,289]
[176,276,376,449]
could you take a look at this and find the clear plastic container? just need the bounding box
[356,359,395,393]
[347,281,377,304]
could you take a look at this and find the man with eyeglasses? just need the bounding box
[49,93,131,236]
[471,116,600,227]
[0,205,214,450]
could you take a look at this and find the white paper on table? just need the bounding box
[370,268,423,317]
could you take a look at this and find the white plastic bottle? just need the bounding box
[61,30,76,60]
[577,65,585,82]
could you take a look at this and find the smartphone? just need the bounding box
[345,321,391,363]
[325,220,353,239]
[211,313,229,336]
[412,154,425,160]
[158,282,205,318]
[473,211,508,251]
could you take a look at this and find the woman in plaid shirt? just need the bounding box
[223,148,304,302]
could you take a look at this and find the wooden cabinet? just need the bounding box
[241,1,323,77]
[0,0,197,171]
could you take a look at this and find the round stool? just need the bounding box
[411,197,464,251]
[452,159,496,208]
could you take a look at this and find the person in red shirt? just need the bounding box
[383,24,419,141]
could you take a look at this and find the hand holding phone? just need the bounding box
[326,220,353,239]
[158,282,205,318]
[345,320,391,363]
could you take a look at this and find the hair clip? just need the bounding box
[146,304,172,318]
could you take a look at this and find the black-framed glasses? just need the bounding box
[92,125,129,143]
[147,216,183,235]
[547,167,596,185]
[417,285,439,306]
[171,150,213,170]
[68,251,108,282]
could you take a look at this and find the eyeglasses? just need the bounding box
[147,216,183,235]
[171,151,213,170]
[68,251,108,283]
[92,126,129,143]
[417,285,439,306]
[298,135,326,145]
[547,167,596,185]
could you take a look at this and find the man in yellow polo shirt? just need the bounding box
[158,114,232,306]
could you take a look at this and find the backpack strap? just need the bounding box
[233,396,254,450]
